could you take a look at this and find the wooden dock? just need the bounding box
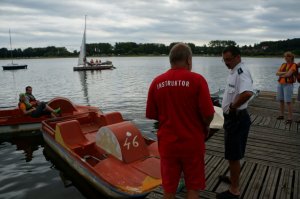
[146,91,300,199]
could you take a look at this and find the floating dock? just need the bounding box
[146,91,300,199]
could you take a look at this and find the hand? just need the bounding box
[206,126,210,138]
[229,103,237,113]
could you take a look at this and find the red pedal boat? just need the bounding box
[0,97,100,135]
[41,111,161,198]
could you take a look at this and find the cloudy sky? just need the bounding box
[0,0,299,51]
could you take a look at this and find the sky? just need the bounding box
[0,0,299,51]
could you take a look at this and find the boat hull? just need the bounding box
[43,132,149,198]
[2,64,27,70]
[0,122,41,135]
[73,65,115,71]
[41,111,161,198]
[0,97,101,135]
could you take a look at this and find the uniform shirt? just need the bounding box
[222,62,253,114]
[146,67,214,157]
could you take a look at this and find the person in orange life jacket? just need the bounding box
[25,86,39,107]
[276,51,297,124]
[19,93,59,118]
[146,43,214,199]
[297,62,300,123]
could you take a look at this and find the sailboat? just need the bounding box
[73,16,114,71]
[2,29,27,70]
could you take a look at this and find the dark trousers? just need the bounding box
[223,109,251,160]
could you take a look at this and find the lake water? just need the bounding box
[0,56,296,198]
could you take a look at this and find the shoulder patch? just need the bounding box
[237,68,243,75]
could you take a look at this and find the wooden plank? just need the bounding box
[294,170,300,199]
[146,91,300,199]
[253,115,263,125]
[205,158,229,191]
[239,162,256,197]
[262,116,271,126]
[250,114,258,123]
[260,166,279,199]
[250,125,300,137]
[211,133,300,153]
[276,168,290,199]
[243,164,267,199]
[207,137,300,162]
[205,156,221,182]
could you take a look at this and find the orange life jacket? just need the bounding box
[278,63,297,83]
[296,64,300,83]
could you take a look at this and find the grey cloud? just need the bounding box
[0,0,299,50]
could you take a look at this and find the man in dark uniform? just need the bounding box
[217,46,253,199]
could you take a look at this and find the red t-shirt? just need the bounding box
[146,68,215,157]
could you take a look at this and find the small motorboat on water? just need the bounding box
[2,29,28,71]
[2,63,27,70]
[0,97,100,135]
[41,111,161,198]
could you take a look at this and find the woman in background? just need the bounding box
[276,51,297,124]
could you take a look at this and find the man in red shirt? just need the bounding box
[146,43,214,199]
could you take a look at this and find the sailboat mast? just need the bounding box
[85,15,86,34]
[84,15,86,66]
[9,29,13,64]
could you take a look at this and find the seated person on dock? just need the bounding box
[19,93,60,118]
[95,59,99,64]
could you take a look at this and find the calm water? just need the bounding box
[0,56,296,198]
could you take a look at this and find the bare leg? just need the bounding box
[44,104,55,112]
[279,100,285,117]
[286,102,293,120]
[228,160,241,195]
[44,104,58,117]
[186,190,199,199]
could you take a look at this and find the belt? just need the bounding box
[224,109,248,118]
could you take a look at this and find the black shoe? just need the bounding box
[216,190,239,199]
[218,175,231,184]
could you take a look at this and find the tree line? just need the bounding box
[0,38,299,58]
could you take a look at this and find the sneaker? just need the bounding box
[216,190,240,199]
[54,107,61,114]
[176,178,185,193]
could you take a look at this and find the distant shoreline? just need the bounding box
[0,54,284,60]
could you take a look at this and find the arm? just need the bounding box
[20,105,36,115]
[277,64,296,77]
[276,71,286,76]
[202,114,214,127]
[231,68,254,109]
[198,78,215,127]
[146,81,158,120]
[281,65,296,78]
[230,91,253,109]
[276,64,286,76]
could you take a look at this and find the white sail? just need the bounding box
[78,16,86,66]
